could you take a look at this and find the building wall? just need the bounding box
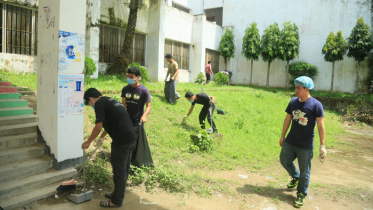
[0,54,36,73]
[221,0,372,93]
[204,0,223,10]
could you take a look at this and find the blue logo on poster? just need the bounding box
[66,45,75,59]
[76,81,81,91]
[63,32,70,37]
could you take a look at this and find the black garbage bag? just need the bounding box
[164,80,176,104]
[131,123,154,167]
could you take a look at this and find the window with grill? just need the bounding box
[0,3,3,53]
[4,4,37,55]
[205,49,220,73]
[164,40,190,70]
[99,24,146,66]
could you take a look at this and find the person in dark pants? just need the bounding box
[183,92,218,133]
[221,70,233,85]
[205,61,214,85]
[82,88,137,208]
[121,66,151,162]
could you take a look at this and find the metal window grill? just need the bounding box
[164,39,190,70]
[205,49,220,73]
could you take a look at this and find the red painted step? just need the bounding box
[0,86,17,93]
[0,82,11,86]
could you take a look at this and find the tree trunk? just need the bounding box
[331,61,335,93]
[225,59,227,70]
[250,59,253,85]
[354,61,360,95]
[107,0,139,74]
[286,60,289,88]
[266,62,270,88]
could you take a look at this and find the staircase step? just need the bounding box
[0,155,53,183]
[0,133,38,151]
[0,99,28,108]
[0,93,22,100]
[0,114,37,126]
[0,107,34,117]
[0,144,44,166]
[0,122,37,137]
[0,182,64,210]
[0,167,76,200]
[0,86,17,93]
[0,82,12,86]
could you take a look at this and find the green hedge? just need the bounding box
[289,61,318,86]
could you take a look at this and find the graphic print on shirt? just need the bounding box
[292,109,308,126]
[134,94,140,100]
[125,93,132,99]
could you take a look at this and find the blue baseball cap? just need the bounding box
[294,76,314,90]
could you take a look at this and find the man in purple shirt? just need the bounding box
[121,67,151,126]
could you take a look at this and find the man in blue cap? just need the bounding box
[279,76,326,208]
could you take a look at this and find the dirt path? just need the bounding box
[14,123,372,210]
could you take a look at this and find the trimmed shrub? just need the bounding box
[289,61,318,86]
[84,56,97,76]
[214,72,229,85]
[194,72,206,84]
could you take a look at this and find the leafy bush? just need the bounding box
[84,56,97,76]
[85,156,111,185]
[194,72,206,84]
[214,72,228,85]
[128,62,149,82]
[288,61,319,86]
[189,129,216,153]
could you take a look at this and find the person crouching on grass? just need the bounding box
[82,88,137,208]
[183,91,218,133]
[279,76,326,208]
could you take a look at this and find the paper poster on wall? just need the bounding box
[58,31,85,74]
[58,74,85,116]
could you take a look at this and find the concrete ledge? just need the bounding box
[0,93,22,100]
[0,133,38,151]
[0,107,34,117]
[0,114,37,126]
[0,122,37,137]
[0,99,29,108]
[0,144,44,165]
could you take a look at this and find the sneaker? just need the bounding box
[293,192,305,208]
[287,177,299,190]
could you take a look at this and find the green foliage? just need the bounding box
[189,129,216,153]
[218,29,236,65]
[84,56,97,76]
[128,62,149,82]
[322,31,347,62]
[85,156,111,185]
[242,22,261,61]
[261,22,281,63]
[194,72,206,84]
[128,166,149,186]
[214,72,229,85]
[279,21,300,61]
[347,17,373,62]
[289,61,319,85]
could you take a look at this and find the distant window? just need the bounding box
[164,39,190,70]
[99,24,146,66]
[0,3,38,55]
[205,49,220,73]
[172,2,190,13]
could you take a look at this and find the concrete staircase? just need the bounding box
[0,82,76,210]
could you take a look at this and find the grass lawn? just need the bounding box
[0,70,363,196]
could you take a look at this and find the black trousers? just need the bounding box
[199,103,217,131]
[110,142,135,205]
[205,73,211,84]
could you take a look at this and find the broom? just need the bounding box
[200,86,227,115]
[56,147,98,192]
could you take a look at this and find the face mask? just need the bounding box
[127,78,136,85]
[189,100,194,103]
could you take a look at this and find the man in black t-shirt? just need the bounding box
[183,91,218,133]
[82,88,137,208]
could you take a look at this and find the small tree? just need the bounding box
[322,31,347,93]
[242,22,261,85]
[347,17,373,94]
[261,23,280,88]
[279,21,300,87]
[219,28,235,70]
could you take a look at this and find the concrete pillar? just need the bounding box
[190,15,206,82]
[86,0,101,79]
[147,0,166,81]
[37,0,86,170]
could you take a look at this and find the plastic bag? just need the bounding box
[164,80,176,104]
[131,123,154,167]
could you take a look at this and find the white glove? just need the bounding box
[96,138,104,148]
[183,115,188,121]
[319,145,327,159]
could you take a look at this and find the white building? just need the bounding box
[0,0,372,93]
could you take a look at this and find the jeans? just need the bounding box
[199,103,217,132]
[173,80,181,98]
[205,73,211,84]
[110,142,135,205]
[280,141,313,195]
